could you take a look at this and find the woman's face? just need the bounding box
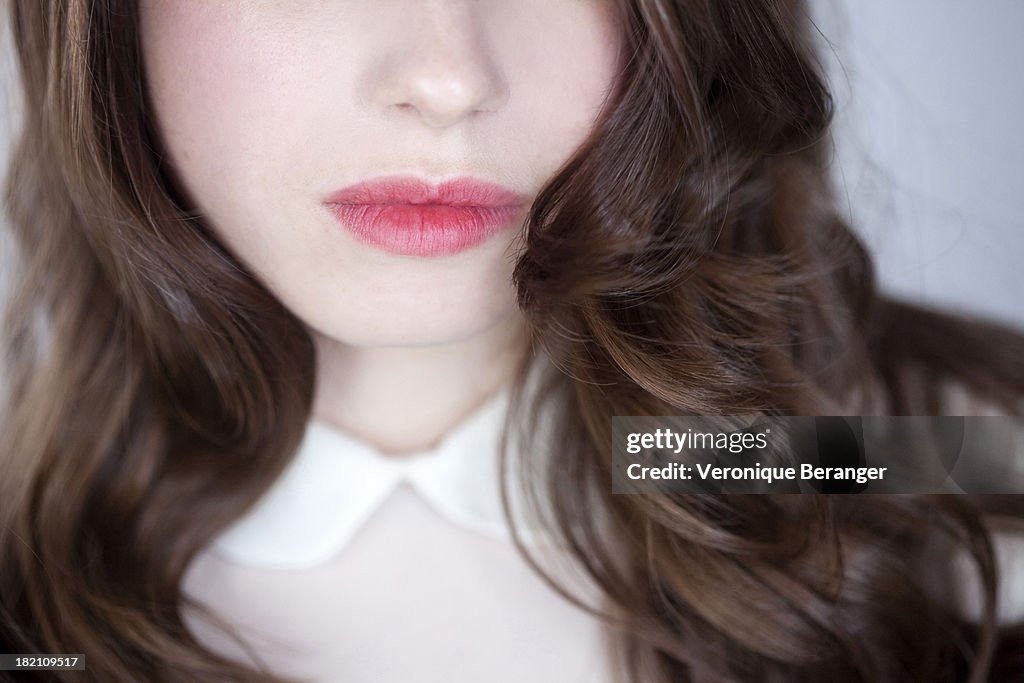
[140,1,622,349]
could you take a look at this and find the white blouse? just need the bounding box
[181,388,617,683]
[181,382,1024,682]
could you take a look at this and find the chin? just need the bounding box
[314,304,521,350]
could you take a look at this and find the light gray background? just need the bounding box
[2,1,1023,327]
[814,0,1024,327]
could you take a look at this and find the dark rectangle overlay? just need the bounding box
[0,655,86,671]
[612,416,1024,494]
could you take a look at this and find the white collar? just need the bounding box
[210,387,533,570]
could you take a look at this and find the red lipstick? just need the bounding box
[324,176,527,257]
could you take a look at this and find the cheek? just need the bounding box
[498,2,624,172]
[141,4,298,206]
[140,2,349,286]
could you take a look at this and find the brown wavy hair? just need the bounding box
[2,1,1023,681]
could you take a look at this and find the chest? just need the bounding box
[182,486,613,683]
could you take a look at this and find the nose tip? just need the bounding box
[391,65,507,128]
[363,6,509,130]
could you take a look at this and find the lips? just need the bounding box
[324,176,527,257]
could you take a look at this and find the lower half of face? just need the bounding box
[140,0,621,348]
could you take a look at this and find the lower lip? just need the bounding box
[329,203,523,257]
[324,179,526,257]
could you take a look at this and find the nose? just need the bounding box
[362,2,509,129]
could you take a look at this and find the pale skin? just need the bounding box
[140,0,622,454]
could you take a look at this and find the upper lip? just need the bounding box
[324,175,527,209]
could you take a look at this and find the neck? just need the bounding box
[310,311,530,455]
